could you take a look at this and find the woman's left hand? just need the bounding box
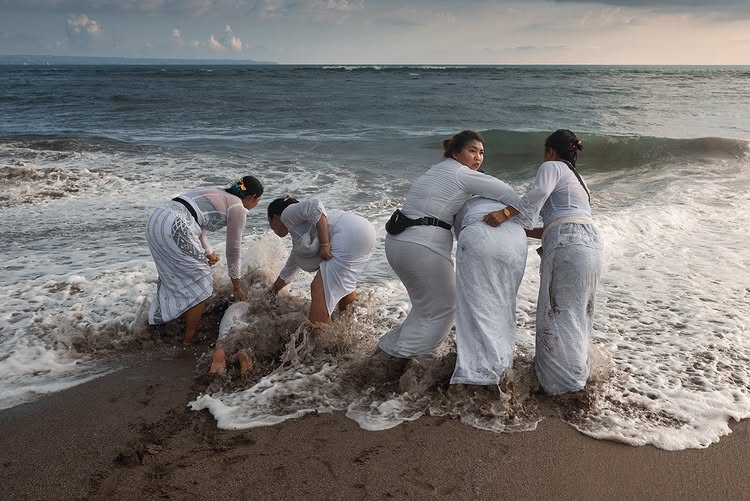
[319,244,333,261]
[483,210,507,227]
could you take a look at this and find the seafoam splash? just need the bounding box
[192,155,750,450]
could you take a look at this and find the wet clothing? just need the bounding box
[450,198,528,385]
[146,188,248,324]
[278,199,375,315]
[378,158,520,358]
[515,160,605,394]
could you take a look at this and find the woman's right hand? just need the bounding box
[207,251,220,266]
[319,243,333,261]
[483,210,507,227]
[233,287,248,302]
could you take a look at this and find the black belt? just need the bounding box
[414,216,451,231]
[172,197,198,223]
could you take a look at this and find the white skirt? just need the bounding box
[320,212,376,314]
[535,223,604,395]
[377,235,456,358]
[145,202,213,324]
[451,221,528,385]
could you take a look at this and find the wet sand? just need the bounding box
[2,352,749,500]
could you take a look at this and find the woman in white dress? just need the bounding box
[450,196,527,385]
[485,129,605,394]
[146,176,263,346]
[268,196,376,323]
[377,130,521,359]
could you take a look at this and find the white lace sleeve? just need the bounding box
[278,253,300,283]
[199,230,212,254]
[225,203,248,279]
[515,161,563,229]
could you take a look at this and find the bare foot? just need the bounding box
[209,349,227,375]
[237,350,254,375]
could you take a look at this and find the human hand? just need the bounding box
[483,210,507,227]
[207,251,220,266]
[319,244,333,261]
[232,287,248,302]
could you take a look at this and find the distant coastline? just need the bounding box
[0,54,276,65]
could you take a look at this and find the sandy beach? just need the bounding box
[1,348,749,501]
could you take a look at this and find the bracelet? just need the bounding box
[320,243,330,247]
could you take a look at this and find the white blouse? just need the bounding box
[278,199,346,282]
[514,160,592,229]
[390,158,520,259]
[181,188,248,279]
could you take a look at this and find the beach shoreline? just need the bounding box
[1,352,749,500]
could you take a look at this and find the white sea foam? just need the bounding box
[3,133,749,450]
[190,156,750,450]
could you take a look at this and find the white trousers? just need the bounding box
[535,223,604,395]
[377,236,456,358]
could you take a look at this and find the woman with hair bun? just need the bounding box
[378,130,521,359]
[268,196,376,324]
[484,129,605,395]
[145,175,263,346]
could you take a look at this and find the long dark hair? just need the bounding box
[442,130,484,159]
[225,175,264,199]
[267,196,299,219]
[545,129,583,167]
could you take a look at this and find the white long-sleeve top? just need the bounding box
[180,187,248,279]
[514,160,592,229]
[390,158,521,260]
[278,199,346,282]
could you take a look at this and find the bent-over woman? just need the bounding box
[450,196,528,385]
[268,196,376,323]
[146,176,263,346]
[378,130,521,359]
[485,129,604,394]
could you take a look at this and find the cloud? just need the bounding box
[65,14,102,47]
[208,34,223,50]
[171,27,184,46]
[205,25,243,52]
[550,0,750,17]
[223,25,242,52]
[552,0,746,5]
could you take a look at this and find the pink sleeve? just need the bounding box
[225,203,248,279]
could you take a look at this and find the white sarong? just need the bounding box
[535,222,604,394]
[377,236,456,358]
[451,220,528,385]
[146,202,213,324]
[320,212,376,314]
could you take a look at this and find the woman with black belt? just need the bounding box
[145,175,263,346]
[378,130,520,359]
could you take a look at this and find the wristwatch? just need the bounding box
[502,207,512,218]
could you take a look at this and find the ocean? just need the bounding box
[1,64,749,450]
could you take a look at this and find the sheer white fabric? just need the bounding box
[513,160,605,394]
[513,160,592,229]
[277,199,376,314]
[145,202,213,324]
[378,159,522,358]
[535,224,604,394]
[389,158,521,260]
[377,237,456,358]
[278,199,329,281]
[180,188,249,279]
[451,197,528,385]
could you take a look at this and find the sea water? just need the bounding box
[1,64,748,450]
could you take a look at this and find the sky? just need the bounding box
[1,0,749,64]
